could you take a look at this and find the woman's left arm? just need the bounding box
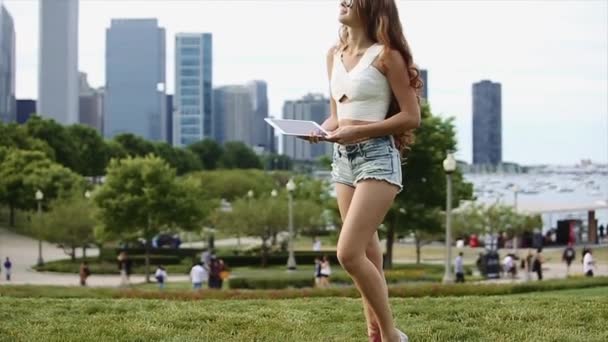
[357,49,421,138]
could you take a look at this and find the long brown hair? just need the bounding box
[338,0,422,160]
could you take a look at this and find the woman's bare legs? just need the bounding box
[336,184,384,340]
[336,181,399,342]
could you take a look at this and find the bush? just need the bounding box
[1,277,607,301]
[35,256,184,274]
[229,277,314,289]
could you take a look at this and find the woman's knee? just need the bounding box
[337,247,363,271]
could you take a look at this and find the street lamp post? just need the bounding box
[35,190,44,267]
[286,179,297,270]
[442,153,457,284]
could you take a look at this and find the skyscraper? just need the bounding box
[105,19,166,141]
[247,80,272,151]
[472,80,502,165]
[282,93,331,161]
[0,2,15,123]
[16,99,36,124]
[213,85,254,146]
[173,33,212,147]
[420,69,428,103]
[38,0,79,125]
[78,72,104,133]
[166,94,173,145]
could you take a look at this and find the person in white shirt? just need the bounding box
[190,262,208,290]
[454,252,465,283]
[155,265,168,290]
[583,249,594,277]
[319,255,332,288]
[503,255,515,278]
[312,237,322,252]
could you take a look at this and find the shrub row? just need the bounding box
[35,256,184,274]
[99,248,341,267]
[227,266,453,289]
[1,277,606,301]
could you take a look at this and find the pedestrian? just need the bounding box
[79,261,91,286]
[218,259,229,289]
[562,242,576,276]
[583,249,594,277]
[523,250,534,281]
[476,252,485,277]
[599,225,605,242]
[532,249,544,280]
[117,251,132,287]
[201,249,211,268]
[313,237,322,252]
[454,252,465,283]
[319,255,332,288]
[208,255,222,289]
[155,265,168,290]
[314,257,322,287]
[3,257,12,281]
[190,262,208,290]
[503,254,515,279]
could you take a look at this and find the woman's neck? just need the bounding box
[347,26,374,53]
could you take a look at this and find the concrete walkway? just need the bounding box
[1,228,605,287]
[0,228,192,287]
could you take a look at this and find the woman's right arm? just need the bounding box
[322,47,339,132]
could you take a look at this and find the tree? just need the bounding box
[67,124,109,178]
[187,169,277,202]
[293,199,325,239]
[188,139,223,170]
[451,203,543,251]
[30,194,97,261]
[0,149,84,227]
[113,133,156,157]
[0,121,55,159]
[220,142,262,169]
[384,104,474,268]
[24,116,78,171]
[154,142,202,175]
[94,155,206,282]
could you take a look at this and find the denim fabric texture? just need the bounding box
[330,136,403,193]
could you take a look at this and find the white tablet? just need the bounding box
[265,118,329,137]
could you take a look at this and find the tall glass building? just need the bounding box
[0,1,16,123]
[173,33,212,147]
[473,80,502,165]
[105,19,166,141]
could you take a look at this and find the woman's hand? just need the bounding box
[325,125,366,144]
[299,129,329,144]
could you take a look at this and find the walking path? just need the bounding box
[1,228,605,287]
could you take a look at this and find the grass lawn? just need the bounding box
[0,286,606,341]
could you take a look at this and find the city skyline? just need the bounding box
[3,0,607,165]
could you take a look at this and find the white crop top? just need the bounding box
[330,43,391,122]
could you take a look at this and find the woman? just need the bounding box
[310,1,421,340]
[319,255,332,288]
[155,265,167,290]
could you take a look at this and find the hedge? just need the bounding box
[1,277,606,301]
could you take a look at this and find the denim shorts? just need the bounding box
[331,136,403,193]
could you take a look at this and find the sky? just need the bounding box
[3,0,607,165]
